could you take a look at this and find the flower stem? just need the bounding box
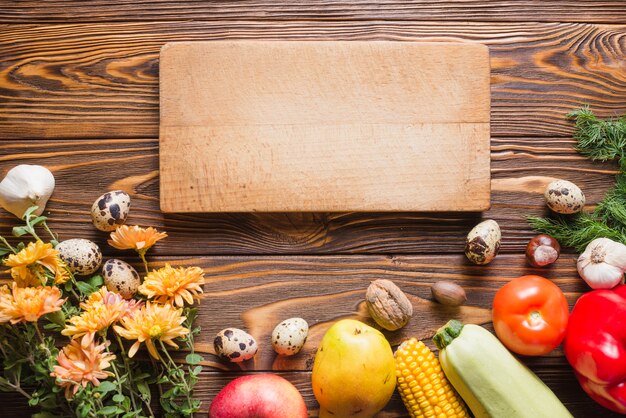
[41,220,58,242]
[4,378,31,400]
[113,334,142,414]
[33,323,52,357]
[158,340,193,409]
[0,236,16,253]
[138,250,149,274]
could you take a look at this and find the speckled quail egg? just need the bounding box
[91,190,131,232]
[465,219,501,265]
[271,317,308,356]
[102,259,141,299]
[57,239,102,275]
[214,328,258,363]
[544,179,585,214]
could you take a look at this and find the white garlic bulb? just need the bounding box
[0,165,55,219]
[577,237,626,289]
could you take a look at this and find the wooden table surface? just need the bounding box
[1,2,625,417]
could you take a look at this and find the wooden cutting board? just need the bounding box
[159,41,490,212]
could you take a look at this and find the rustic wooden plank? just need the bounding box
[1,22,625,139]
[0,138,618,255]
[0,1,624,24]
[0,254,618,417]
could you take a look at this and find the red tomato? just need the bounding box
[492,275,569,356]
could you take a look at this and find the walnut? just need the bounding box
[365,279,413,331]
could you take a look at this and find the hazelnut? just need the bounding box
[431,281,467,306]
[526,234,561,267]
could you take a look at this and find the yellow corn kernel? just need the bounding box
[395,338,468,418]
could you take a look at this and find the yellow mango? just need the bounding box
[312,319,396,418]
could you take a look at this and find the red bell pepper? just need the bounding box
[564,284,626,414]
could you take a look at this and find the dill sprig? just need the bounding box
[529,106,626,250]
[528,214,626,252]
[568,105,626,162]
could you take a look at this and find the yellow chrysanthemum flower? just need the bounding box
[3,241,70,286]
[108,225,167,254]
[62,287,139,344]
[51,338,115,398]
[0,284,65,324]
[139,264,204,307]
[113,302,189,360]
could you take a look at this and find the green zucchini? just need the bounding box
[433,320,572,418]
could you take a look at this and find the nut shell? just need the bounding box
[465,219,501,265]
[544,179,585,214]
[57,239,102,275]
[102,259,141,299]
[214,328,258,363]
[91,190,131,232]
[431,281,467,306]
[365,279,413,331]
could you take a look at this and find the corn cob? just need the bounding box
[395,338,468,418]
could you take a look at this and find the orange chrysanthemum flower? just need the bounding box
[0,286,13,323]
[62,287,141,345]
[3,241,70,286]
[51,338,116,398]
[139,264,204,307]
[108,225,167,254]
[113,302,189,360]
[0,284,64,324]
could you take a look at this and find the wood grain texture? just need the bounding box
[0,138,618,255]
[0,253,619,417]
[0,1,625,24]
[160,41,490,212]
[1,21,625,139]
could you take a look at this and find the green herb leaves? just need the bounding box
[530,106,626,250]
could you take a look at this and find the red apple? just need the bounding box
[209,374,308,418]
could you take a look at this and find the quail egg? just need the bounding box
[214,328,258,363]
[465,219,501,265]
[91,190,131,232]
[272,317,308,356]
[102,259,141,299]
[57,239,102,275]
[544,179,585,214]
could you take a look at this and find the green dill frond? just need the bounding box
[528,214,626,252]
[567,105,626,162]
[595,174,626,227]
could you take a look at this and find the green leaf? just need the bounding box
[79,403,92,418]
[95,381,117,394]
[185,353,203,365]
[45,310,65,327]
[192,365,203,376]
[88,275,104,287]
[12,226,30,237]
[98,406,122,416]
[136,381,151,400]
[29,216,48,226]
[75,281,95,296]
[112,394,126,403]
[22,206,40,220]
[160,398,175,413]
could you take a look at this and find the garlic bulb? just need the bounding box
[0,165,55,219]
[577,237,626,289]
